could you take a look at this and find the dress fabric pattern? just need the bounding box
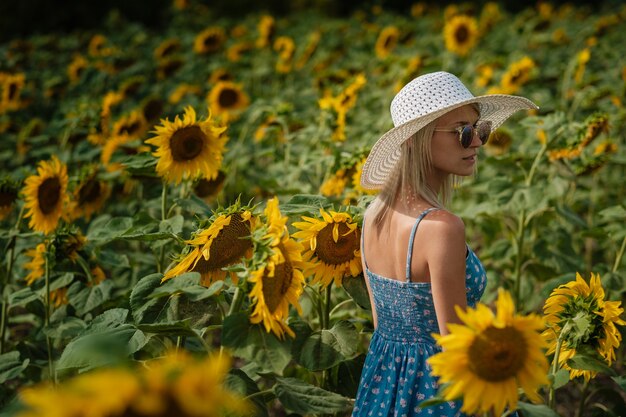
[352,208,487,417]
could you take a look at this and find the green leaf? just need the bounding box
[43,316,87,340]
[8,287,40,307]
[334,355,366,398]
[516,401,562,417]
[0,351,30,384]
[273,377,353,414]
[37,272,74,295]
[136,321,197,337]
[280,194,330,215]
[551,368,570,389]
[67,279,114,315]
[222,312,292,374]
[130,273,170,324]
[86,216,133,243]
[567,353,617,376]
[159,214,184,235]
[612,375,626,392]
[342,275,371,310]
[56,309,148,372]
[225,369,270,417]
[298,320,359,371]
[150,272,223,301]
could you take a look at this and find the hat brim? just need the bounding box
[360,94,539,190]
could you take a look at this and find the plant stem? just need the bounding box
[575,379,590,417]
[323,284,332,330]
[245,388,274,401]
[158,182,168,273]
[612,235,626,273]
[44,246,54,382]
[513,209,526,306]
[0,205,25,354]
[228,286,244,317]
[548,335,564,409]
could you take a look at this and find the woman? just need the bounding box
[352,71,537,416]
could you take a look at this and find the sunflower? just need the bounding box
[295,30,321,69]
[428,288,549,416]
[0,72,25,113]
[101,134,134,172]
[485,129,513,156]
[479,2,503,32]
[248,198,306,339]
[69,176,111,220]
[193,27,226,54]
[256,15,275,48]
[193,171,226,202]
[0,181,18,221]
[254,115,284,143]
[226,41,254,62]
[156,57,184,80]
[496,56,536,95]
[67,54,88,83]
[207,81,249,122]
[543,272,625,381]
[273,36,296,73]
[16,351,250,417]
[22,156,69,235]
[209,68,233,85]
[89,265,107,286]
[112,110,149,139]
[164,209,254,287]
[50,288,69,308]
[154,38,181,60]
[118,76,145,98]
[146,106,227,184]
[579,113,608,148]
[141,97,164,125]
[319,170,347,197]
[574,48,591,84]
[24,243,46,286]
[443,15,479,56]
[168,84,202,105]
[88,34,114,57]
[292,209,361,288]
[375,26,400,59]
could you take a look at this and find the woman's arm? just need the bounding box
[424,211,468,336]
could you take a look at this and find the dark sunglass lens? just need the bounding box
[478,122,491,144]
[460,125,473,148]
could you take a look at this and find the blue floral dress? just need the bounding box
[352,208,487,417]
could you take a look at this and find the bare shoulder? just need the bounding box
[420,209,466,248]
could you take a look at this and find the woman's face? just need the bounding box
[430,105,483,177]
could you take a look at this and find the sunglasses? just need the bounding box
[433,120,492,148]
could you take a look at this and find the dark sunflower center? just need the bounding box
[468,326,526,381]
[169,126,206,161]
[78,179,101,205]
[202,213,252,269]
[510,70,524,85]
[194,171,225,198]
[262,244,293,314]
[0,189,17,207]
[38,177,61,215]
[204,34,220,50]
[315,222,359,265]
[455,25,469,43]
[161,60,182,77]
[8,82,19,101]
[383,34,395,49]
[143,99,164,123]
[218,89,239,108]
[160,42,179,57]
[119,121,142,136]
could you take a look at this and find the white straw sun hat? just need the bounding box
[360,71,539,189]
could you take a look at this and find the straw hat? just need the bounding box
[360,71,538,189]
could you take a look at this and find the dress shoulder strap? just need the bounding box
[405,207,441,282]
[360,213,369,270]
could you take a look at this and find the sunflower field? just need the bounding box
[1,1,625,416]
